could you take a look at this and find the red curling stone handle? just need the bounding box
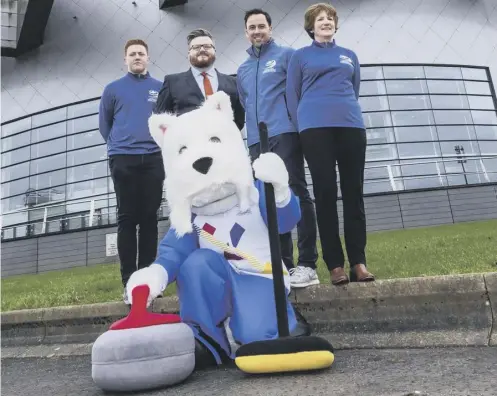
[109,284,181,330]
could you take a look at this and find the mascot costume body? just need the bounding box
[129,91,302,364]
[91,91,334,393]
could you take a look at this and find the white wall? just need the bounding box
[1,0,497,122]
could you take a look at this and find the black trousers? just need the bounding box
[249,132,318,269]
[299,127,367,271]
[109,152,166,286]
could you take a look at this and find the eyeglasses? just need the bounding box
[190,44,215,51]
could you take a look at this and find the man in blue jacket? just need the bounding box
[237,9,319,288]
[99,39,165,304]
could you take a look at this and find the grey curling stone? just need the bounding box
[91,286,195,392]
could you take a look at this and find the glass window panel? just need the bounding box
[383,66,425,79]
[386,80,428,94]
[399,160,441,177]
[461,68,488,81]
[2,131,30,153]
[471,110,497,125]
[439,141,481,159]
[433,110,473,125]
[363,180,393,194]
[360,66,383,79]
[1,117,32,138]
[478,141,497,155]
[67,130,104,150]
[31,121,66,144]
[67,100,100,119]
[366,144,398,161]
[424,66,462,79]
[365,160,400,180]
[359,96,389,112]
[1,177,30,199]
[30,152,66,175]
[403,176,444,190]
[65,194,108,214]
[394,126,438,142]
[430,95,469,109]
[366,128,395,144]
[436,125,476,141]
[481,158,497,182]
[1,195,26,212]
[475,125,497,140]
[360,81,386,95]
[67,146,107,167]
[388,95,431,110]
[397,142,441,159]
[391,110,434,126]
[67,161,107,183]
[1,162,30,183]
[66,177,109,200]
[67,114,99,135]
[427,80,466,94]
[464,81,491,95]
[467,96,495,110]
[363,112,392,128]
[25,186,66,207]
[32,108,67,128]
[2,210,28,227]
[29,169,67,191]
[461,159,491,184]
[1,146,30,167]
[30,136,66,159]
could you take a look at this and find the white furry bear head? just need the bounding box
[148,91,256,236]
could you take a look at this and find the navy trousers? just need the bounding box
[249,132,318,269]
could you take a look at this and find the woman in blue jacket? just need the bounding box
[285,2,375,286]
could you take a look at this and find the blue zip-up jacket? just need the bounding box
[285,39,365,133]
[236,39,297,147]
[99,72,162,156]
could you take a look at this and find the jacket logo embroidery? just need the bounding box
[263,59,276,74]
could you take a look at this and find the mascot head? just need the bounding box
[149,91,257,236]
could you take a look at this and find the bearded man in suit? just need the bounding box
[154,28,245,131]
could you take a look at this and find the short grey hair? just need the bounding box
[187,28,214,46]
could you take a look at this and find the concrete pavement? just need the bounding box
[2,347,496,396]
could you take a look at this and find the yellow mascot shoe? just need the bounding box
[234,336,335,374]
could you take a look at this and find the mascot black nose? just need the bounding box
[192,157,213,174]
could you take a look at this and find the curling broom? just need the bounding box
[234,122,335,374]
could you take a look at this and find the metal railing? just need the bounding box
[2,155,496,241]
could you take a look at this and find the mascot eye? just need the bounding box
[210,136,221,143]
[179,146,187,154]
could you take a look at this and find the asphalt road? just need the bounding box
[2,347,496,396]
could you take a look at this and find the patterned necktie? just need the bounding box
[201,71,213,97]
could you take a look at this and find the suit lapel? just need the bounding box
[216,70,227,93]
[185,69,204,99]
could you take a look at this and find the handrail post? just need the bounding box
[387,164,396,191]
[41,207,48,234]
[89,199,95,227]
[479,158,490,183]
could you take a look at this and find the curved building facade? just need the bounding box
[1,0,497,275]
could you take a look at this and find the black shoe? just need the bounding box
[194,339,218,370]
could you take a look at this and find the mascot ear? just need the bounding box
[203,91,234,121]
[148,112,176,148]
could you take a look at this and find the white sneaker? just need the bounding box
[289,266,320,288]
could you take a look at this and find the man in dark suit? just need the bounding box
[154,28,245,131]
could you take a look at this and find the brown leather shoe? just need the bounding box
[330,267,349,285]
[350,264,375,282]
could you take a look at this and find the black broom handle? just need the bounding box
[258,122,290,338]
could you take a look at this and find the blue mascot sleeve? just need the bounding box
[255,179,301,234]
[154,228,198,285]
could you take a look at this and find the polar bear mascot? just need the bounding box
[125,91,306,368]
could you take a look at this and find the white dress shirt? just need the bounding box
[191,65,219,97]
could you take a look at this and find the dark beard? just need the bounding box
[190,54,215,68]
